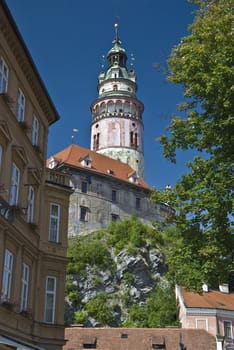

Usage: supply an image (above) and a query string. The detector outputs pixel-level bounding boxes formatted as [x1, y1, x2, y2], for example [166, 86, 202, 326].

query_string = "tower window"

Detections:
[113, 84, 118, 91]
[93, 135, 96, 150]
[134, 133, 138, 147]
[130, 131, 134, 146]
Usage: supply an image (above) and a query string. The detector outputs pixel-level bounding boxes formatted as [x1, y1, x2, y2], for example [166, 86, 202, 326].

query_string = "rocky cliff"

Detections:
[65, 219, 170, 327]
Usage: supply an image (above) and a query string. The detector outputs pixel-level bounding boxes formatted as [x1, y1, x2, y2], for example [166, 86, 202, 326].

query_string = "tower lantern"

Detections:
[90, 24, 144, 178]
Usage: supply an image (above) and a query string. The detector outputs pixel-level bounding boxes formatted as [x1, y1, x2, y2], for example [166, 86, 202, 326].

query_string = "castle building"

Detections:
[0, 1, 72, 349]
[48, 25, 172, 237]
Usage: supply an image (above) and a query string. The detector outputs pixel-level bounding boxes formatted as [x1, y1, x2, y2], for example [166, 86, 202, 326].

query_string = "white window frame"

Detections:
[223, 320, 233, 339]
[16, 88, 25, 122]
[32, 115, 39, 146]
[44, 276, 56, 323]
[0, 57, 9, 93]
[27, 186, 35, 223]
[1, 249, 13, 301]
[9, 163, 20, 206]
[20, 263, 29, 311]
[49, 203, 60, 242]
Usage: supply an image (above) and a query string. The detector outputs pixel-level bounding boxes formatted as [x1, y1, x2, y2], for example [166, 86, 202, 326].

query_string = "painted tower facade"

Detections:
[90, 24, 144, 178]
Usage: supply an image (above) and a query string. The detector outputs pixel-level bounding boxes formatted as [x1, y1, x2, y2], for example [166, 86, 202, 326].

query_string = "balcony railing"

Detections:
[46, 169, 71, 188]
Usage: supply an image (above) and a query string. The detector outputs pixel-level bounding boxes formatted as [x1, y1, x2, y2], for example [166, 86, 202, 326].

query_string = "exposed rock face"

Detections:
[66, 245, 166, 326]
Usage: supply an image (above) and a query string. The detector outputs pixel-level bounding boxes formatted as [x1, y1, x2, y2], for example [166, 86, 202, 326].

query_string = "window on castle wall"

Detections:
[136, 197, 141, 209]
[111, 214, 119, 221]
[80, 206, 88, 222]
[112, 190, 117, 202]
[81, 181, 88, 193]
[96, 183, 102, 194]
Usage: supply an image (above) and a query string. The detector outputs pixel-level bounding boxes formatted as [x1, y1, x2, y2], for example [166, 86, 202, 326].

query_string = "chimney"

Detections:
[219, 283, 229, 293]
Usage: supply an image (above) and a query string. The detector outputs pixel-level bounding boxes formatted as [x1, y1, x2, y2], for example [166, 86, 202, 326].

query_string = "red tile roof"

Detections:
[64, 327, 216, 350]
[180, 286, 234, 310]
[47, 144, 151, 190]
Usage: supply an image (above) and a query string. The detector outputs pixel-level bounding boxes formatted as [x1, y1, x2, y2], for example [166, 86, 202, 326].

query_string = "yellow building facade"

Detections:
[0, 1, 72, 349]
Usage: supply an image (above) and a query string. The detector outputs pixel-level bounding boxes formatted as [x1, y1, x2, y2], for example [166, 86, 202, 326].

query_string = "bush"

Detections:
[74, 310, 88, 324]
[84, 293, 115, 325]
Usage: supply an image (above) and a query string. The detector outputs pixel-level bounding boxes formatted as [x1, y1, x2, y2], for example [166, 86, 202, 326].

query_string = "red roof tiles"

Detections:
[64, 327, 216, 350]
[180, 286, 234, 310]
[48, 144, 151, 190]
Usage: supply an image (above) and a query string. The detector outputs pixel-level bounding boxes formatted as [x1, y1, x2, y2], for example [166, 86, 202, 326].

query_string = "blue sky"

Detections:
[6, 0, 197, 190]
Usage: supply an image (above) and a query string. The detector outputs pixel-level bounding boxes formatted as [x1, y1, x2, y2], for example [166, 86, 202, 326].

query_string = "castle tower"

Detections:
[90, 24, 144, 178]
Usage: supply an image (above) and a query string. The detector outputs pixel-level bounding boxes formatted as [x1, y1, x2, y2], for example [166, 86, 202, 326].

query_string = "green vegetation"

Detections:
[154, 0, 234, 290]
[107, 216, 164, 254]
[84, 292, 115, 326]
[122, 281, 179, 328]
[67, 233, 114, 275]
[74, 310, 88, 324]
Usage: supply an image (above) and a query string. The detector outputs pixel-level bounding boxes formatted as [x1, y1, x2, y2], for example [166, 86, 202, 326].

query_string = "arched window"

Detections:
[107, 101, 114, 113]
[124, 102, 130, 113]
[100, 102, 106, 114]
[116, 100, 122, 112]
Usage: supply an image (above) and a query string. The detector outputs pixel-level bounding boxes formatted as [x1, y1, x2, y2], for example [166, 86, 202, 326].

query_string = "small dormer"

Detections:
[48, 157, 58, 169]
[107, 169, 114, 175]
[80, 154, 92, 168]
[128, 171, 138, 184]
[151, 336, 166, 349]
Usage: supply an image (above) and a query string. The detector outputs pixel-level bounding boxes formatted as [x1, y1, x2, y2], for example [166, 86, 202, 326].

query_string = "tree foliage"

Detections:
[122, 281, 179, 328]
[155, 0, 234, 290]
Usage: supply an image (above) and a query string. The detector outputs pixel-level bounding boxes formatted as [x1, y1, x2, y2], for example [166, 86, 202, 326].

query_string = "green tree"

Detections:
[155, 0, 234, 290]
[122, 281, 179, 327]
